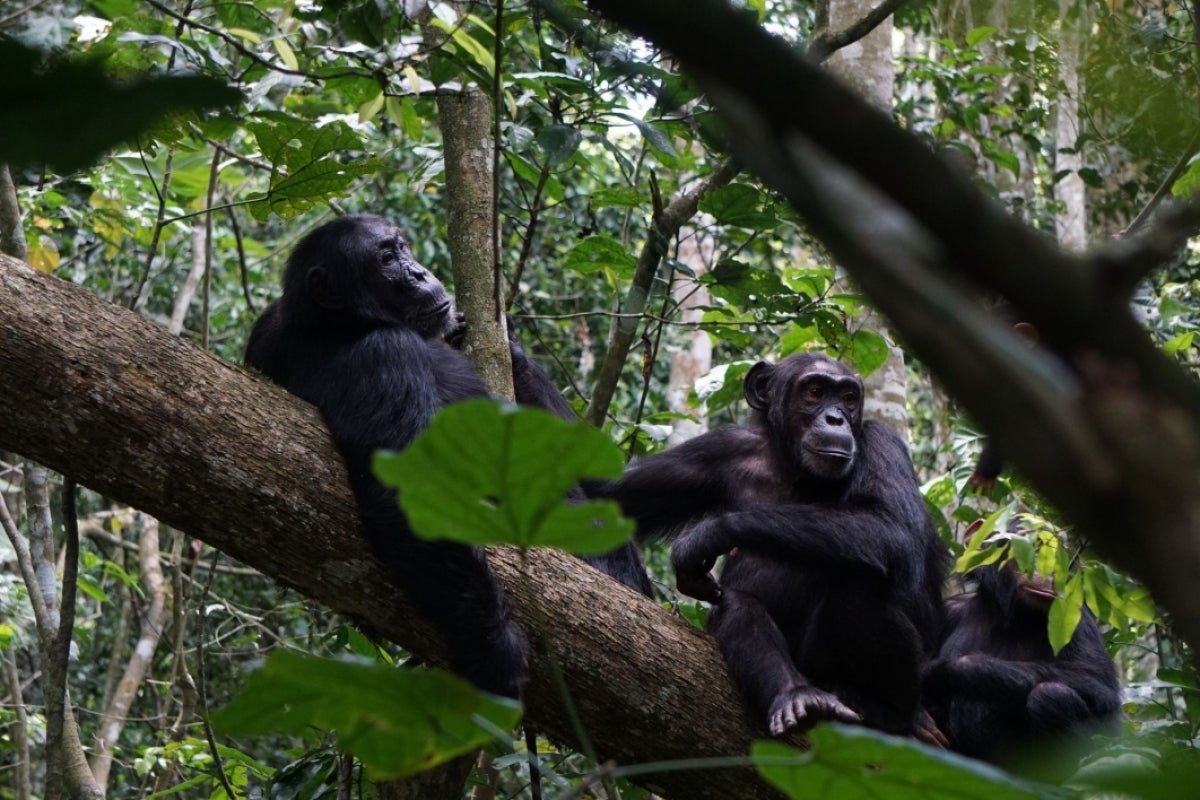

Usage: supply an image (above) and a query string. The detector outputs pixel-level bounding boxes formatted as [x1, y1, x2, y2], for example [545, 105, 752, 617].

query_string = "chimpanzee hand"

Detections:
[767, 685, 861, 736]
[444, 311, 467, 348]
[671, 520, 725, 602]
[913, 708, 949, 749]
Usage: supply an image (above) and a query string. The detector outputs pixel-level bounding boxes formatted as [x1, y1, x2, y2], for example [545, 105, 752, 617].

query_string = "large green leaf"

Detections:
[245, 118, 379, 220]
[212, 651, 521, 780]
[754, 727, 1057, 800]
[0, 40, 239, 172]
[564, 235, 638, 277]
[373, 400, 634, 554]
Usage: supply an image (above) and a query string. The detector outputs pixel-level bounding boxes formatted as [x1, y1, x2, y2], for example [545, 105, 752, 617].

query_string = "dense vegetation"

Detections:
[2, 0, 1199, 798]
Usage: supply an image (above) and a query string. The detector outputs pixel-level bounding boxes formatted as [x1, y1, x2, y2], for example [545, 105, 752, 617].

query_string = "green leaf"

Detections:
[1163, 331, 1195, 356]
[845, 330, 889, 377]
[700, 183, 780, 229]
[1047, 573, 1084, 655]
[212, 651, 520, 780]
[984, 149, 1021, 178]
[618, 115, 679, 162]
[754, 727, 1049, 799]
[564, 235, 638, 277]
[0, 40, 240, 172]
[373, 400, 634, 554]
[1170, 154, 1200, 199]
[966, 26, 998, 47]
[536, 124, 582, 167]
[694, 362, 754, 412]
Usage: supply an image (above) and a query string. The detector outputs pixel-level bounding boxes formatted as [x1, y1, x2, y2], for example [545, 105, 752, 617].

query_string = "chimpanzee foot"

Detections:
[768, 686, 861, 736]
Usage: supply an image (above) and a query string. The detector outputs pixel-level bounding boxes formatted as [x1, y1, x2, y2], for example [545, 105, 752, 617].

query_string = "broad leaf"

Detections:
[212, 651, 521, 780]
[564, 235, 638, 277]
[373, 400, 634, 554]
[754, 727, 1055, 800]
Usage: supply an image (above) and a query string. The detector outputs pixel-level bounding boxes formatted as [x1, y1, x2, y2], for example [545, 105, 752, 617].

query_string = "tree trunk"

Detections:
[439, 86, 515, 399]
[1054, 0, 1088, 252]
[0, 254, 779, 800]
[820, 0, 908, 433]
[667, 227, 714, 447]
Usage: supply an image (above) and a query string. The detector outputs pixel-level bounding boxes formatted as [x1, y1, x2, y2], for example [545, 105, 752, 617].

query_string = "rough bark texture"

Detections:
[0, 254, 778, 800]
[439, 87, 515, 400]
[1053, 0, 1088, 252]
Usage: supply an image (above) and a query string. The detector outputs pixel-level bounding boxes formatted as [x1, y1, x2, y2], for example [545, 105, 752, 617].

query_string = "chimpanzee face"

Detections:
[745, 354, 864, 481]
[357, 217, 453, 337]
[285, 214, 454, 338]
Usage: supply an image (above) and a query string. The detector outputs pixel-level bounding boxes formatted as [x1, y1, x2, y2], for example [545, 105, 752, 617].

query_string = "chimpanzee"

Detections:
[923, 558, 1122, 776]
[603, 354, 949, 743]
[244, 214, 650, 698]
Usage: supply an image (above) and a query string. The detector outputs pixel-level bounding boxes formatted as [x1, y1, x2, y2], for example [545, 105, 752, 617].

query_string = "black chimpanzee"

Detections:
[923, 558, 1122, 776]
[603, 353, 949, 744]
[245, 214, 650, 699]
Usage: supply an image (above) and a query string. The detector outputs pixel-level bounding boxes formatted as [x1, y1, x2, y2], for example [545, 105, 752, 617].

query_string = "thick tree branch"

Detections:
[0, 254, 778, 800]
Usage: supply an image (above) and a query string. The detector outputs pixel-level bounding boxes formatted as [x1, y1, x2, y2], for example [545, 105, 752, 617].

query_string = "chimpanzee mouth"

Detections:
[420, 301, 452, 321]
[1024, 583, 1056, 601]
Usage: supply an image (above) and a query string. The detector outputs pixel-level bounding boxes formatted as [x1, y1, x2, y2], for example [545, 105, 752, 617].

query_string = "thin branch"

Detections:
[807, 0, 910, 62]
[584, 158, 739, 426]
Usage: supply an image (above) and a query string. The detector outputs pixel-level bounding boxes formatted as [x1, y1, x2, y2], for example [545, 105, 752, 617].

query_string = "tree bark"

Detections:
[820, 0, 908, 433]
[438, 86, 514, 399]
[0, 254, 778, 800]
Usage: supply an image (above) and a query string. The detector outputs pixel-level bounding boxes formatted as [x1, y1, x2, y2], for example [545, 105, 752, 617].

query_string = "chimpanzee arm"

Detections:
[923, 654, 1047, 703]
[292, 331, 528, 698]
[671, 422, 928, 579]
[597, 426, 775, 538]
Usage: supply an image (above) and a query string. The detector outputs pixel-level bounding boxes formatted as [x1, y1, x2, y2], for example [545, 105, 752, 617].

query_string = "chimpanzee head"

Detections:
[280, 214, 454, 338]
[974, 559, 1057, 620]
[745, 353, 864, 481]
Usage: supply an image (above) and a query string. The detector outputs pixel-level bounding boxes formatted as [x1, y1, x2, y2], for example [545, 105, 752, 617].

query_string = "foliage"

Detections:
[753, 726, 1056, 800]
[374, 400, 633, 553]
[213, 650, 521, 781]
[1, 0, 1199, 796]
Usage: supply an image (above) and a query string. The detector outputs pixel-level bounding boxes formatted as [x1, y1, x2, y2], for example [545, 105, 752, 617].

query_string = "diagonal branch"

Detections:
[0, 254, 778, 800]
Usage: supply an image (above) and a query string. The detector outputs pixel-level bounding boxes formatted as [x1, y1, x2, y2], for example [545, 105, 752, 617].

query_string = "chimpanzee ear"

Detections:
[744, 361, 775, 411]
[307, 266, 344, 310]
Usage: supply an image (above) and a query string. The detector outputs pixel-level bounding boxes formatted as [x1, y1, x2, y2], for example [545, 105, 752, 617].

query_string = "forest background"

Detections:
[2, 0, 1200, 798]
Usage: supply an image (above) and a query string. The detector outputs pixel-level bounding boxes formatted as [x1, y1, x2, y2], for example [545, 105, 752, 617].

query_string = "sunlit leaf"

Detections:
[1047, 572, 1084, 655]
[966, 26, 998, 47]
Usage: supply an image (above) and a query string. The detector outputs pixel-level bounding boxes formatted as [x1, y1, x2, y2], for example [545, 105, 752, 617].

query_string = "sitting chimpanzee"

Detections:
[603, 354, 949, 744]
[923, 557, 1122, 776]
[245, 214, 650, 698]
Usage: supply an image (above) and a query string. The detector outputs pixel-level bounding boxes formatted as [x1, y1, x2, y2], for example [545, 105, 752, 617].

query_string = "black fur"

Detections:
[604, 353, 949, 741]
[924, 562, 1122, 775]
[245, 215, 649, 698]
